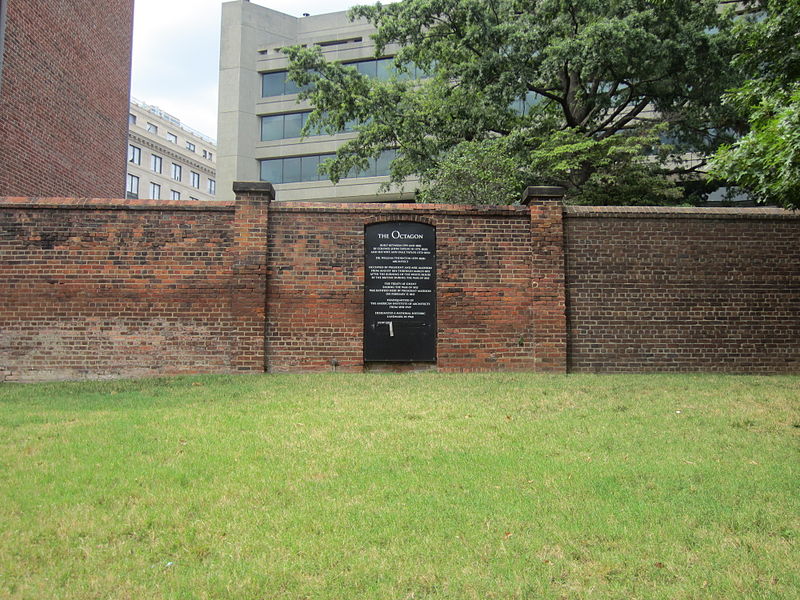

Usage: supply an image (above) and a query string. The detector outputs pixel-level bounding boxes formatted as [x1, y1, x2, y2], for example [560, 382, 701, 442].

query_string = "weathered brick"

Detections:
[565, 206, 800, 373]
[1, 195, 798, 381]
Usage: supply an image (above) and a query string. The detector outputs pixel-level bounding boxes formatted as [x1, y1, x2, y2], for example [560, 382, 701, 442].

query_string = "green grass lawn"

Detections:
[0, 373, 798, 599]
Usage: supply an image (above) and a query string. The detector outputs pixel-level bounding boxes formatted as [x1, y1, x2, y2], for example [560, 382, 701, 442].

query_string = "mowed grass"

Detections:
[0, 373, 798, 599]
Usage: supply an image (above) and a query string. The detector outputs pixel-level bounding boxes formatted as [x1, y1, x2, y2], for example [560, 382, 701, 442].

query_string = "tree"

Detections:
[416, 138, 526, 204]
[285, 0, 741, 205]
[708, 0, 800, 210]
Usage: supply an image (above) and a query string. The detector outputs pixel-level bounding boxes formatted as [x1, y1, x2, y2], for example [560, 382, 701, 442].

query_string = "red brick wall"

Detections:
[0, 197, 239, 381]
[266, 203, 540, 372]
[2, 193, 799, 381]
[564, 206, 800, 373]
[0, 0, 133, 197]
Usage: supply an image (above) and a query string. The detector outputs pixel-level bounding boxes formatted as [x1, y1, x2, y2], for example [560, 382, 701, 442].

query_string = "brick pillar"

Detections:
[231, 182, 273, 372]
[523, 186, 567, 372]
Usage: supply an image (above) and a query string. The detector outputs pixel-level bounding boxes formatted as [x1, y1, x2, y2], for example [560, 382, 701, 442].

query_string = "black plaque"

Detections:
[364, 222, 436, 362]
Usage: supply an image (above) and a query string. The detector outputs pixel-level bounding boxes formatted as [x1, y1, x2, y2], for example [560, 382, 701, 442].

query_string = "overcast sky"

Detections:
[130, 0, 372, 141]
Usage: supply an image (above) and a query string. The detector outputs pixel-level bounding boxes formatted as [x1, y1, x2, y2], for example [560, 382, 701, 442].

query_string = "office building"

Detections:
[217, 1, 413, 202]
[127, 99, 217, 201]
[0, 0, 133, 198]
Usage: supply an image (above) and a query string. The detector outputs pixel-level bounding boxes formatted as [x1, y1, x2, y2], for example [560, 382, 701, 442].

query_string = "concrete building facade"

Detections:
[127, 99, 217, 201]
[217, 0, 413, 202]
[0, 0, 133, 198]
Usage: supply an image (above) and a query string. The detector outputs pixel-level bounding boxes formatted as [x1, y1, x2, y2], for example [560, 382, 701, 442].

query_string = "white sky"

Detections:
[130, 0, 369, 141]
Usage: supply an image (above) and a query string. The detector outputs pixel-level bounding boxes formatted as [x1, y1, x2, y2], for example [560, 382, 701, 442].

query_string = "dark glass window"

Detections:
[259, 151, 397, 184]
[375, 149, 395, 176]
[345, 161, 362, 179]
[511, 91, 540, 115]
[261, 58, 419, 100]
[283, 112, 305, 138]
[128, 144, 141, 165]
[260, 159, 283, 184]
[262, 72, 285, 97]
[356, 60, 377, 78]
[126, 174, 139, 198]
[262, 71, 306, 97]
[301, 155, 320, 182]
[284, 76, 301, 96]
[261, 115, 284, 141]
[282, 157, 303, 183]
[261, 112, 313, 141]
[376, 58, 393, 81]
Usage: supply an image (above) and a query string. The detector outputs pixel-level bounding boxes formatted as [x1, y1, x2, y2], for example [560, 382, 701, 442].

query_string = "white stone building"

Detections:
[126, 99, 217, 201]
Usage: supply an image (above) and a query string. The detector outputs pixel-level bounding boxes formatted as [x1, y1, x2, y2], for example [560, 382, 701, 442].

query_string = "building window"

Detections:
[190, 171, 200, 188]
[186, 141, 196, 152]
[128, 144, 141, 165]
[150, 182, 161, 200]
[260, 112, 308, 141]
[189, 196, 199, 201]
[203, 150, 213, 161]
[258, 150, 397, 184]
[128, 113, 136, 125]
[126, 174, 139, 199]
[171, 163, 182, 181]
[260, 111, 353, 141]
[170, 190, 181, 200]
[167, 132, 178, 144]
[151, 154, 162, 174]
[146, 122, 158, 134]
[208, 179, 216, 195]
[260, 60, 418, 98]
[510, 91, 541, 116]
[261, 71, 304, 97]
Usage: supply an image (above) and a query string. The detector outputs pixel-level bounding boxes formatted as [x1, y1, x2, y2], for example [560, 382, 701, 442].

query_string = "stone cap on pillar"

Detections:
[233, 181, 275, 202]
[521, 186, 566, 205]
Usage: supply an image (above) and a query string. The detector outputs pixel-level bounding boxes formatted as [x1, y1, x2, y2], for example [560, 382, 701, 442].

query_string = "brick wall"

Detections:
[2, 192, 798, 381]
[0, 197, 241, 381]
[266, 203, 540, 372]
[0, 0, 133, 197]
[564, 206, 800, 373]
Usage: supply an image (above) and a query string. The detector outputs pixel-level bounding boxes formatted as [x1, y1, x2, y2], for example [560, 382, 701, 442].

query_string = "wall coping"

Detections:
[232, 181, 275, 199]
[565, 205, 800, 220]
[269, 201, 532, 216]
[4, 196, 796, 220]
[0, 197, 236, 212]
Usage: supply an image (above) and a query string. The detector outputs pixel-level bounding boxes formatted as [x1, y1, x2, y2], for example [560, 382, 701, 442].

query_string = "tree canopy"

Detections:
[285, 0, 743, 204]
[708, 0, 800, 210]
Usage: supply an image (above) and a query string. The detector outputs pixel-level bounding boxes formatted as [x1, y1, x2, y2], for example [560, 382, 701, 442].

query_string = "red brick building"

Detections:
[0, 0, 134, 197]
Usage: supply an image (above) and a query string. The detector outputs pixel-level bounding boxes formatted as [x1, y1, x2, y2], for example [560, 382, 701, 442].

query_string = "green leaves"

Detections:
[417, 138, 526, 205]
[709, 0, 800, 209]
[284, 0, 744, 205]
[711, 85, 800, 209]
